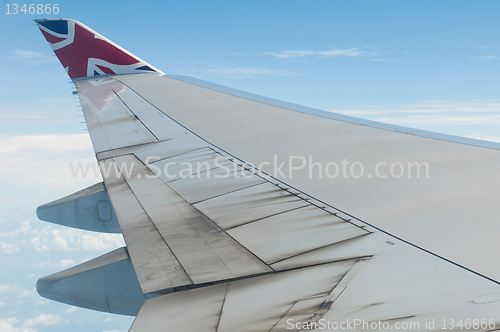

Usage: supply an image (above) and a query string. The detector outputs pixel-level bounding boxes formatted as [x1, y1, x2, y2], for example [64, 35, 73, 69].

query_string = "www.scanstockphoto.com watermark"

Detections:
[69, 155, 430, 180]
[286, 318, 497, 330]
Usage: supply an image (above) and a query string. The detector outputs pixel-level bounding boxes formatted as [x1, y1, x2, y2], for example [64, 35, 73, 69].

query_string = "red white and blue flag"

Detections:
[36, 19, 162, 80]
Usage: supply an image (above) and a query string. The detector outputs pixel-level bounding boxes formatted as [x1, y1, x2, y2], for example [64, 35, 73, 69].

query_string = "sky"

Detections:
[1, 1, 500, 331]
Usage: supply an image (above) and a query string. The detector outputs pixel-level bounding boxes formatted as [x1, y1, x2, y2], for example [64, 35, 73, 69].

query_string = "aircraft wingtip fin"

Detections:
[36, 18, 163, 80]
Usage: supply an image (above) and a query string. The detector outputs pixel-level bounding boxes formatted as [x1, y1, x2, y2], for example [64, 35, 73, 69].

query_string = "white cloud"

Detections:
[49, 229, 76, 252]
[330, 100, 500, 116]
[34, 298, 48, 306]
[59, 259, 75, 268]
[77, 233, 127, 251]
[330, 99, 500, 144]
[0, 134, 100, 188]
[0, 221, 124, 254]
[371, 58, 399, 62]
[16, 288, 36, 298]
[1, 227, 35, 254]
[34, 261, 50, 269]
[468, 55, 500, 60]
[261, 48, 366, 59]
[30, 237, 49, 252]
[22, 314, 61, 328]
[465, 134, 500, 143]
[0, 97, 77, 128]
[0, 241, 20, 254]
[0, 222, 31, 238]
[375, 114, 500, 126]
[0, 285, 35, 298]
[29, 226, 124, 252]
[65, 306, 78, 313]
[0, 134, 93, 163]
[0, 318, 36, 332]
[206, 67, 296, 77]
[7, 49, 57, 64]
[0, 134, 91, 157]
[0, 284, 16, 293]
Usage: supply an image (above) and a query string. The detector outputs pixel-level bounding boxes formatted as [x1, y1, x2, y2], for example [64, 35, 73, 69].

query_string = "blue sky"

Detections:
[1, 1, 500, 331]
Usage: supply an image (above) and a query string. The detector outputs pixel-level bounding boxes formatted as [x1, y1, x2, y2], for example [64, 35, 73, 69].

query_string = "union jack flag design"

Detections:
[36, 19, 162, 80]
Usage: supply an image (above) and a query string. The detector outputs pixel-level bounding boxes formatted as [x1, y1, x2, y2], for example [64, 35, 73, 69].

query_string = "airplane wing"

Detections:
[34, 19, 500, 331]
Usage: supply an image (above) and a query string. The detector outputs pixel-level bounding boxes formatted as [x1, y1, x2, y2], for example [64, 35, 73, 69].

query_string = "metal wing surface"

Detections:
[34, 19, 500, 331]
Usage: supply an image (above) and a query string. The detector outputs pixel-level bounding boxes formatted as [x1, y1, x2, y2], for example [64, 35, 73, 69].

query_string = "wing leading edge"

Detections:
[34, 19, 500, 332]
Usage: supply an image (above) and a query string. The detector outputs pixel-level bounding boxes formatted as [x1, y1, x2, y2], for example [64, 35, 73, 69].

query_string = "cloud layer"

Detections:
[0, 134, 100, 189]
[0, 314, 62, 332]
[205, 67, 296, 77]
[7, 49, 57, 64]
[330, 100, 500, 142]
[261, 48, 366, 59]
[1, 221, 125, 255]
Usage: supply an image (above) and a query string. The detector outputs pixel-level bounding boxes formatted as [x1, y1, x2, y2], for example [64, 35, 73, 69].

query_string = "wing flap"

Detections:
[103, 159, 193, 294]
[227, 205, 368, 264]
[167, 166, 266, 204]
[105, 154, 271, 293]
[129, 259, 362, 332]
[129, 283, 228, 332]
[193, 182, 310, 230]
